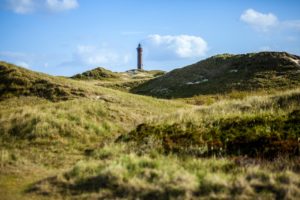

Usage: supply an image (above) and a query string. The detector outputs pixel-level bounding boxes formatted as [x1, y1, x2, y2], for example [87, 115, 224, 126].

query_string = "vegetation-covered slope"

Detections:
[0, 62, 165, 101]
[72, 67, 165, 81]
[25, 88, 300, 200]
[0, 61, 94, 101]
[71, 67, 165, 92]
[120, 89, 300, 158]
[0, 62, 187, 146]
[71, 67, 120, 80]
[0, 62, 188, 199]
[132, 52, 300, 98]
[0, 60, 299, 200]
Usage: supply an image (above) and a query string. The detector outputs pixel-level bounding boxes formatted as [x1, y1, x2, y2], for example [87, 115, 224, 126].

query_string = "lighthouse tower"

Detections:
[137, 43, 143, 70]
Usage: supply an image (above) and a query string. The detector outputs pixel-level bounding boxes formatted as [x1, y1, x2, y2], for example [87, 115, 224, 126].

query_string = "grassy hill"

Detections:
[0, 61, 165, 100]
[0, 62, 186, 143]
[71, 67, 165, 92]
[72, 67, 165, 81]
[71, 67, 121, 80]
[0, 61, 93, 101]
[132, 52, 300, 98]
[0, 61, 299, 199]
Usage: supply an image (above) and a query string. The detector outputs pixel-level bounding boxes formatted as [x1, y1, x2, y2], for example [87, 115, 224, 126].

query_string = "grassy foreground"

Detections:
[29, 145, 300, 200]
[0, 62, 300, 199]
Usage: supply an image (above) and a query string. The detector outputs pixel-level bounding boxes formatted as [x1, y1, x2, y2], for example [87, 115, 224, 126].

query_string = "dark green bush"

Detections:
[119, 110, 300, 158]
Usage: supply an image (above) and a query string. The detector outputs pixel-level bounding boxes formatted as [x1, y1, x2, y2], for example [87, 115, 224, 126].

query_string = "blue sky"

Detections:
[0, 0, 300, 76]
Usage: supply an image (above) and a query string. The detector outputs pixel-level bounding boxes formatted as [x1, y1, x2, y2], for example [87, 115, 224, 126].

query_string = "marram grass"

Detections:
[0, 61, 300, 199]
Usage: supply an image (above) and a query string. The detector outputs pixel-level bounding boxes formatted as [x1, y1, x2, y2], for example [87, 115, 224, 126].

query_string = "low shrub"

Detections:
[119, 110, 300, 158]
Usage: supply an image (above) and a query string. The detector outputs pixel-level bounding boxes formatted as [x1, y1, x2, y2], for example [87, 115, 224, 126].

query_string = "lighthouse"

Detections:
[137, 43, 143, 70]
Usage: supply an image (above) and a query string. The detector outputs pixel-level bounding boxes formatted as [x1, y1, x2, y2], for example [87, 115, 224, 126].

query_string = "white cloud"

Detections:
[46, 0, 78, 12]
[71, 45, 130, 67]
[145, 34, 208, 60]
[6, 0, 35, 14]
[240, 9, 300, 33]
[5, 0, 79, 14]
[240, 9, 278, 32]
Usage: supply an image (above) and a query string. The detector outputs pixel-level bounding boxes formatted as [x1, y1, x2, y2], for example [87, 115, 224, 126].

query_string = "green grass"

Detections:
[71, 67, 165, 81]
[96, 79, 151, 92]
[71, 67, 121, 80]
[27, 145, 300, 200]
[0, 92, 188, 150]
[119, 88, 300, 158]
[0, 63, 188, 167]
[0, 61, 93, 101]
[132, 51, 300, 98]
[121, 110, 299, 157]
[0, 61, 300, 199]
